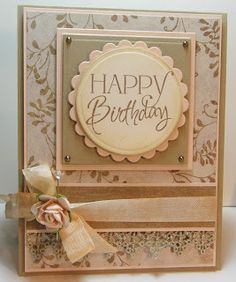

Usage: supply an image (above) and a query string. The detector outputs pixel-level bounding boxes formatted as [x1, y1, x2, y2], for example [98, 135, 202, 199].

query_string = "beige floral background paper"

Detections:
[24, 7, 222, 271]
[25, 9, 221, 184]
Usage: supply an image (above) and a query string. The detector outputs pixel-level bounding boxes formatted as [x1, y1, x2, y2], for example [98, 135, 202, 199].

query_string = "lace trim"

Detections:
[26, 230, 214, 264]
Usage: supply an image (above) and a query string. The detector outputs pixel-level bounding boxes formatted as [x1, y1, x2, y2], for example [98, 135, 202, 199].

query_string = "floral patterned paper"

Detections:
[24, 7, 222, 272]
[25, 9, 221, 184]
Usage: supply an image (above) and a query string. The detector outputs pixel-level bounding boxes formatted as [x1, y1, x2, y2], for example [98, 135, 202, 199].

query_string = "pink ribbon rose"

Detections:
[31, 194, 71, 230]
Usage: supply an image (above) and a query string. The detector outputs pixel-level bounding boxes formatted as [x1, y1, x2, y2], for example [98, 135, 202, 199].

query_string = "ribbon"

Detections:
[0, 165, 117, 263]
[0, 165, 216, 263]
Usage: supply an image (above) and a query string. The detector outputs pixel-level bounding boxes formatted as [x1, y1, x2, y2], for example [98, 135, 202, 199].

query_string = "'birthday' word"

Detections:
[86, 94, 171, 135]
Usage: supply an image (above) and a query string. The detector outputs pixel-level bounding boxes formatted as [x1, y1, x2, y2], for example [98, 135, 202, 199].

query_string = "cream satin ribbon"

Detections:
[0, 165, 117, 263]
[0, 165, 216, 263]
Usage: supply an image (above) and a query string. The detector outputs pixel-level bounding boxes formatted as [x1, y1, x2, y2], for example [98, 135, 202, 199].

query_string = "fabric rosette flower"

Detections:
[31, 194, 71, 230]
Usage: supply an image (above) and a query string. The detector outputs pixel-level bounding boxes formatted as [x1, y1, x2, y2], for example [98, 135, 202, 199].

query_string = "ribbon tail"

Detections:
[22, 164, 57, 196]
[59, 214, 117, 263]
[0, 192, 37, 220]
[59, 216, 95, 263]
[82, 219, 117, 254]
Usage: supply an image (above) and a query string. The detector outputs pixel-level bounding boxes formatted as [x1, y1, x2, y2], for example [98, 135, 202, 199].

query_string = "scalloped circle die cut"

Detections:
[69, 40, 188, 162]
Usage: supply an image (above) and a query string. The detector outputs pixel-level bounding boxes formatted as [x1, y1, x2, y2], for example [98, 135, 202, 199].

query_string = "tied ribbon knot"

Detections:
[0, 165, 117, 263]
[0, 165, 214, 264]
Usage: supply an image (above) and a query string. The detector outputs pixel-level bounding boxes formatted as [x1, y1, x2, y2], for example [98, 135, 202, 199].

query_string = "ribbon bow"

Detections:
[0, 165, 117, 263]
[1, 165, 216, 263]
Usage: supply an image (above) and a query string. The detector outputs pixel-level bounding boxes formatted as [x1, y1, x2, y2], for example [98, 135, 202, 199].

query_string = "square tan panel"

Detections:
[56, 29, 195, 171]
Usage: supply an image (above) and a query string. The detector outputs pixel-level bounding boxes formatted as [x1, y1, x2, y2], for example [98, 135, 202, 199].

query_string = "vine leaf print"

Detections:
[26, 12, 43, 32]
[28, 97, 56, 162]
[89, 170, 121, 183]
[56, 14, 74, 28]
[56, 13, 105, 29]
[169, 99, 217, 183]
[196, 19, 220, 77]
[110, 14, 138, 23]
[159, 16, 187, 32]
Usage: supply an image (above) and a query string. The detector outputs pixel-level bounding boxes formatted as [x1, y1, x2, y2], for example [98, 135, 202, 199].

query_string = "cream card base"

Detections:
[19, 6, 226, 275]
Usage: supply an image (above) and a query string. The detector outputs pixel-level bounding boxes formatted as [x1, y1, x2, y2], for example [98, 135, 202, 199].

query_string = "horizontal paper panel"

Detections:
[25, 230, 215, 272]
[58, 185, 216, 202]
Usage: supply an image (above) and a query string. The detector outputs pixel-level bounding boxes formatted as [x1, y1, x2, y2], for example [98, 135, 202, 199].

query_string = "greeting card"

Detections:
[1, 6, 226, 275]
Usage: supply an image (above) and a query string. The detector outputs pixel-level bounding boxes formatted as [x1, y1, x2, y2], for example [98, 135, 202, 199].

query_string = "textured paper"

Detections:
[24, 10, 221, 184]
[59, 31, 194, 169]
[69, 39, 188, 162]
[21, 7, 225, 274]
